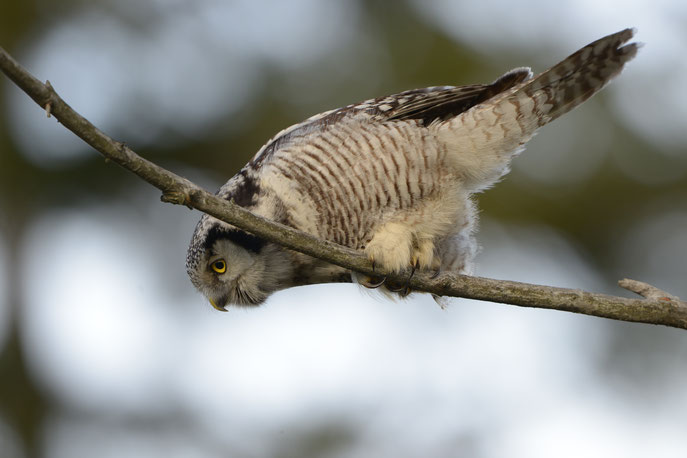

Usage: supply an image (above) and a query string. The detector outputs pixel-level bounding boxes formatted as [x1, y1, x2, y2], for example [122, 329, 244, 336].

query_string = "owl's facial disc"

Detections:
[188, 221, 296, 309]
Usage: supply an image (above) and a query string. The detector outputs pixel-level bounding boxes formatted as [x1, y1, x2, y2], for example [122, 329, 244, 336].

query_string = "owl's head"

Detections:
[186, 216, 294, 309]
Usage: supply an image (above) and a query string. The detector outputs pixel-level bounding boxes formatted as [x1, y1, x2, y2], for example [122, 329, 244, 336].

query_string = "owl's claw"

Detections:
[409, 258, 419, 278]
[430, 267, 441, 279]
[387, 259, 418, 297]
[360, 275, 386, 289]
[359, 255, 389, 288]
[403, 259, 419, 296]
[387, 283, 411, 297]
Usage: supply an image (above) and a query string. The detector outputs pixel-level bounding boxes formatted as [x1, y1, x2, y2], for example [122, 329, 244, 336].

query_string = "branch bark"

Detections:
[2, 46, 686, 330]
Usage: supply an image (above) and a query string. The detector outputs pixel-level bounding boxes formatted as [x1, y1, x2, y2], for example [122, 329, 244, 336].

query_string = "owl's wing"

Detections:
[248, 68, 532, 169]
[383, 68, 532, 125]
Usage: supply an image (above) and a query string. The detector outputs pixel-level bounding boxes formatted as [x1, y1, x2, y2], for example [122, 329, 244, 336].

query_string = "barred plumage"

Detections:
[186, 29, 638, 309]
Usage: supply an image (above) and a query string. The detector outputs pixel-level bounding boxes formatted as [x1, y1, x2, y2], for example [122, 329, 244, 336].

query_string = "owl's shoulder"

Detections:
[216, 168, 260, 207]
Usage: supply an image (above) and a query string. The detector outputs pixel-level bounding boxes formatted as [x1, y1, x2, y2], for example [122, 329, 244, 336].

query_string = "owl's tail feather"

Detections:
[516, 27, 638, 126]
[436, 28, 638, 192]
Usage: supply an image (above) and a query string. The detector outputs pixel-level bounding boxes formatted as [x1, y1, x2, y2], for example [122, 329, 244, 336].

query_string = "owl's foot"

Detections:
[364, 225, 413, 274]
[387, 258, 418, 297]
[411, 239, 436, 273]
[364, 225, 437, 272]
[364, 225, 442, 297]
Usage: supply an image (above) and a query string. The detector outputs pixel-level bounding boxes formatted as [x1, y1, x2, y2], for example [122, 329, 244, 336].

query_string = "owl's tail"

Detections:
[436, 28, 639, 192]
[517, 28, 638, 125]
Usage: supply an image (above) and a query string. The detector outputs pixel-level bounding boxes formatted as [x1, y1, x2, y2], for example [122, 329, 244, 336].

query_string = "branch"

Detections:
[2, 46, 686, 330]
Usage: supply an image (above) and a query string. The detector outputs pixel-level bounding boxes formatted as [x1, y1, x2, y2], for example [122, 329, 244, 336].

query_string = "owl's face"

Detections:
[186, 219, 295, 309]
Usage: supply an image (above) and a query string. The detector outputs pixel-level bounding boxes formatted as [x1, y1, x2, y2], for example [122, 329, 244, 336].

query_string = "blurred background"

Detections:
[1, 1, 686, 457]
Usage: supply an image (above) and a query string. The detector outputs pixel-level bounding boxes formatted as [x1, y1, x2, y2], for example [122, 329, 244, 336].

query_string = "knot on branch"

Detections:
[44, 80, 56, 118]
[161, 190, 192, 209]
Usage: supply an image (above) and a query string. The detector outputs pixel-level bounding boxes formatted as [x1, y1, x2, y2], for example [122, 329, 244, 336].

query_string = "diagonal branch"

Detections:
[2, 46, 686, 330]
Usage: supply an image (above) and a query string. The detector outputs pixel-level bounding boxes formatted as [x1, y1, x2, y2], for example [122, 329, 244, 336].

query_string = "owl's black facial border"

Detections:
[203, 225, 266, 254]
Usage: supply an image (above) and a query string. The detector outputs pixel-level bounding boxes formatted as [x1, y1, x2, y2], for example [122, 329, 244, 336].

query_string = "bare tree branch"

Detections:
[2, 46, 686, 330]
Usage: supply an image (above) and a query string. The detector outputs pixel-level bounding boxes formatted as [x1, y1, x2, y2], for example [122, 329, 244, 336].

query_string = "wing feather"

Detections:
[249, 68, 532, 168]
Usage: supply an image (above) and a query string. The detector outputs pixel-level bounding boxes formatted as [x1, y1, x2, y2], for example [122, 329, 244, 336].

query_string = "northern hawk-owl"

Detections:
[187, 29, 638, 310]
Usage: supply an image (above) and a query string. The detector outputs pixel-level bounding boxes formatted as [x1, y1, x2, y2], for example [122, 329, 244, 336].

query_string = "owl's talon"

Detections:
[387, 262, 417, 297]
[403, 259, 418, 289]
[387, 283, 412, 297]
[361, 275, 386, 289]
[387, 283, 404, 293]
[430, 268, 441, 279]
[410, 257, 419, 275]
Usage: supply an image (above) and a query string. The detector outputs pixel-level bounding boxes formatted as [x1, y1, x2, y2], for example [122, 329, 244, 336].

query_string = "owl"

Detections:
[186, 29, 637, 310]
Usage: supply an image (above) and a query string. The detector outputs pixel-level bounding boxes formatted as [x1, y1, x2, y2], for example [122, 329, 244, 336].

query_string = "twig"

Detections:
[1, 45, 686, 330]
[618, 278, 681, 302]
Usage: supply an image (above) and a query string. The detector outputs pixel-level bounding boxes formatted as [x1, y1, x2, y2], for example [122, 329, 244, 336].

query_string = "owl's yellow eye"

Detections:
[211, 259, 226, 274]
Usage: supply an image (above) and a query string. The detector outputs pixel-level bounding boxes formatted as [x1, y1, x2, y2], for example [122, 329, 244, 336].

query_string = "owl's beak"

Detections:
[209, 297, 228, 312]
